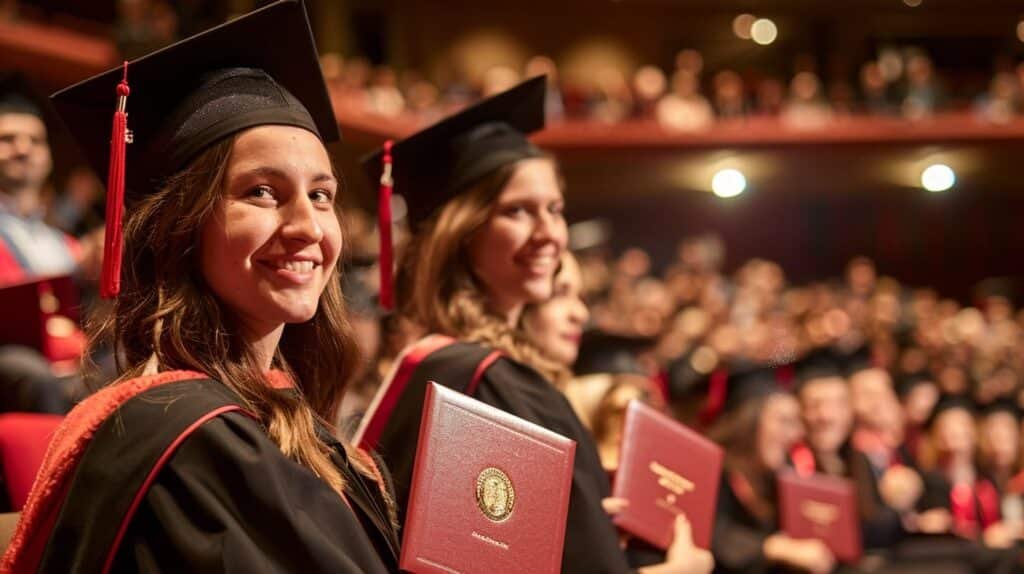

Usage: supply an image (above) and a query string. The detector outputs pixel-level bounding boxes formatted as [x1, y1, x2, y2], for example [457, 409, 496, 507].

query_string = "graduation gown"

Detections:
[3, 371, 398, 573]
[712, 472, 780, 574]
[357, 336, 633, 574]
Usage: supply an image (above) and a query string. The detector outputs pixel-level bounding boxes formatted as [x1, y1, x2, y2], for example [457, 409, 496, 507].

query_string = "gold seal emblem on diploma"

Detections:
[476, 467, 515, 522]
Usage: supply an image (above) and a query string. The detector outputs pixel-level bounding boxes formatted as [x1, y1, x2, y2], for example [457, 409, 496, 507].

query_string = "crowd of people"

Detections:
[3, 1, 1024, 573]
[325, 48, 1024, 131]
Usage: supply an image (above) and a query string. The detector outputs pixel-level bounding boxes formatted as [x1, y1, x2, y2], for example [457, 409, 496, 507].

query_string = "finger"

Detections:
[672, 513, 694, 545]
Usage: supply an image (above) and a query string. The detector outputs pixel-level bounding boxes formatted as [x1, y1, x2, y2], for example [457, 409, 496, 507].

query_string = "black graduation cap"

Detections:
[361, 75, 547, 230]
[50, 0, 338, 200]
[839, 344, 874, 378]
[723, 365, 784, 414]
[926, 394, 976, 429]
[573, 331, 655, 377]
[0, 73, 45, 118]
[793, 348, 845, 393]
[48, 0, 337, 298]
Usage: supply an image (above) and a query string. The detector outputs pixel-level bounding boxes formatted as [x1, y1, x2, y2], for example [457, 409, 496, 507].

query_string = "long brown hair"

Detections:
[396, 158, 568, 384]
[707, 393, 780, 522]
[89, 134, 366, 495]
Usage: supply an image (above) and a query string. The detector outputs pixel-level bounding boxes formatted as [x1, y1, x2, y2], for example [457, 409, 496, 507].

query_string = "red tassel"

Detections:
[698, 368, 729, 428]
[100, 62, 130, 299]
[377, 140, 395, 311]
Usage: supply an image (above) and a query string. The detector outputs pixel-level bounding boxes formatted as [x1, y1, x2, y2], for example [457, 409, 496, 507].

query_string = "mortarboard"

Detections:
[793, 348, 846, 394]
[0, 73, 46, 119]
[49, 0, 337, 298]
[573, 331, 656, 377]
[361, 76, 548, 309]
[722, 365, 786, 415]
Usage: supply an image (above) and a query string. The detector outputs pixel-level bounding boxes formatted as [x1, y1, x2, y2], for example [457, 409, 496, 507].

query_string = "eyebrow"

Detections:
[233, 166, 338, 185]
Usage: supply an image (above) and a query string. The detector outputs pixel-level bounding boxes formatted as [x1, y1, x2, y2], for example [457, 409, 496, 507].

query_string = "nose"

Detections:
[532, 209, 566, 248]
[280, 193, 324, 244]
[12, 135, 33, 157]
[571, 297, 590, 325]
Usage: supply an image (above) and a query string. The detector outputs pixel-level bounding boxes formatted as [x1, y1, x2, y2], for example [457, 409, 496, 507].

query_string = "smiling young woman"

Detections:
[0, 3, 399, 572]
[356, 78, 711, 574]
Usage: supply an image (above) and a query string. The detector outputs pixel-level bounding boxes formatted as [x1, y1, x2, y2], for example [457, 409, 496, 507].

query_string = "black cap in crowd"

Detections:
[574, 330, 656, 377]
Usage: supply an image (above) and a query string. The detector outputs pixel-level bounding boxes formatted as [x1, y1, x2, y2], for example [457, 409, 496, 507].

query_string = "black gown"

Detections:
[359, 338, 633, 574]
[36, 377, 399, 573]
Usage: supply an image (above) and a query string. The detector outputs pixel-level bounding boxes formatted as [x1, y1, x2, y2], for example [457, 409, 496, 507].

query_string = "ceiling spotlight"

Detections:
[921, 164, 955, 192]
[1017, 20, 1024, 43]
[903, 0, 922, 6]
[750, 19, 778, 46]
[712, 169, 746, 198]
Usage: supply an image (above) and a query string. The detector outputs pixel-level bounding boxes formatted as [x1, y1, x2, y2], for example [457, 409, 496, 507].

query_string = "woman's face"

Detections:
[200, 125, 341, 334]
[522, 253, 589, 366]
[933, 408, 977, 458]
[980, 412, 1019, 470]
[467, 158, 567, 318]
[757, 393, 804, 471]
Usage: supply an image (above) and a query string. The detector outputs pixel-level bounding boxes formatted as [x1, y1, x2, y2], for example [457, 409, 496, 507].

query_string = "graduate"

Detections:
[1, 1, 399, 571]
[355, 78, 709, 573]
[707, 368, 837, 574]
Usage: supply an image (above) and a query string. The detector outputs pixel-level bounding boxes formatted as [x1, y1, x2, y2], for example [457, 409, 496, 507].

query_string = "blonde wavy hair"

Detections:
[396, 158, 569, 385]
[89, 134, 381, 500]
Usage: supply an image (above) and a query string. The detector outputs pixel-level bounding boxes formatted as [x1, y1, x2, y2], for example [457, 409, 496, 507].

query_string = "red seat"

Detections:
[0, 413, 62, 510]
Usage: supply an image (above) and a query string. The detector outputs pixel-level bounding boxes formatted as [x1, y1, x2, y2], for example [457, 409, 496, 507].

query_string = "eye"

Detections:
[502, 204, 528, 217]
[548, 201, 565, 216]
[310, 189, 335, 204]
[247, 185, 276, 201]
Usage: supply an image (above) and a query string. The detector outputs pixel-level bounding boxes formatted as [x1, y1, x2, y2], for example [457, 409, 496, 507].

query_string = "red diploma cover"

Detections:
[777, 471, 862, 563]
[400, 382, 577, 574]
[0, 275, 82, 364]
[611, 400, 723, 550]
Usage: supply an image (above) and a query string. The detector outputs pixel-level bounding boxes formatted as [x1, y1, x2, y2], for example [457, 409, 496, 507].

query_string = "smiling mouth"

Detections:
[258, 259, 321, 285]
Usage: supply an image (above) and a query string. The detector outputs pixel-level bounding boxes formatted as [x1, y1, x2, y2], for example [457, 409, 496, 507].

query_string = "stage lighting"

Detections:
[732, 14, 755, 40]
[712, 169, 746, 198]
[921, 164, 955, 192]
[751, 19, 778, 45]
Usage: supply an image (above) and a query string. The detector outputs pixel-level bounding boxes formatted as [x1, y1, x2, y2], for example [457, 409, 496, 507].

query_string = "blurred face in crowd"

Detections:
[850, 368, 903, 436]
[932, 407, 976, 460]
[200, 126, 341, 335]
[799, 377, 854, 455]
[979, 412, 1019, 472]
[758, 393, 804, 471]
[468, 158, 567, 320]
[0, 112, 51, 199]
[902, 382, 940, 426]
[522, 252, 589, 366]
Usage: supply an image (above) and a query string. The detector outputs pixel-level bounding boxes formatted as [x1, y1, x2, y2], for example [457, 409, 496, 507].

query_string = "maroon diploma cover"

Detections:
[777, 471, 862, 563]
[399, 383, 577, 574]
[612, 400, 723, 550]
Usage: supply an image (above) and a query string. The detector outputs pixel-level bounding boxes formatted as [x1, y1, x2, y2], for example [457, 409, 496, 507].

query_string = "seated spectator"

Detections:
[709, 370, 836, 574]
[632, 65, 667, 119]
[781, 72, 833, 129]
[656, 70, 713, 132]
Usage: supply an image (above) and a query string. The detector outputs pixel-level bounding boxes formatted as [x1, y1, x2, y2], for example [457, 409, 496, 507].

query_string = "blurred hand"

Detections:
[76, 226, 105, 281]
[639, 514, 714, 574]
[879, 465, 923, 512]
[602, 497, 630, 516]
[982, 521, 1015, 549]
[764, 534, 835, 574]
[914, 508, 953, 534]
